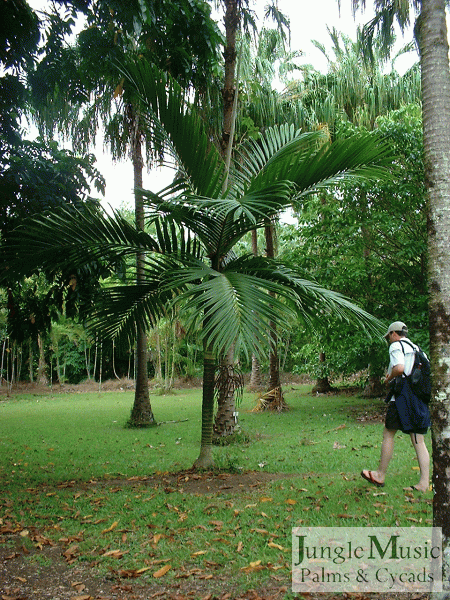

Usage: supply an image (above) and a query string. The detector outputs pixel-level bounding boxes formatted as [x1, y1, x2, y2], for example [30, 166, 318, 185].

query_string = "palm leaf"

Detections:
[119, 57, 227, 199]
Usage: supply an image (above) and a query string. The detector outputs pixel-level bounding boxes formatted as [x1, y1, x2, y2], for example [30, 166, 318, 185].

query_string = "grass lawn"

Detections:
[0, 384, 433, 598]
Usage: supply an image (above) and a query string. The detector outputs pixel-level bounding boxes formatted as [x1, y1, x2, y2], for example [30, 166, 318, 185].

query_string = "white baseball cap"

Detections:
[384, 321, 408, 339]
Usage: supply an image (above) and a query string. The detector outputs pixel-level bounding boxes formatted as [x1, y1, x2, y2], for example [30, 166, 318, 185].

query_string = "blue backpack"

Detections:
[399, 340, 432, 404]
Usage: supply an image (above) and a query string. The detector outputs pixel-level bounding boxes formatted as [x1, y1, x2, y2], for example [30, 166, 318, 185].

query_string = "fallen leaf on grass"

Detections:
[153, 564, 171, 578]
[240, 560, 266, 573]
[268, 541, 285, 551]
[236, 541, 243, 552]
[102, 521, 119, 534]
[102, 549, 125, 558]
[191, 550, 207, 556]
[285, 498, 296, 505]
[152, 533, 164, 544]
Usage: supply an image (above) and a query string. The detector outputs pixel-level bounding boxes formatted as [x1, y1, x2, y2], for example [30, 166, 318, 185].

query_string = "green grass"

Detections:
[0, 385, 432, 597]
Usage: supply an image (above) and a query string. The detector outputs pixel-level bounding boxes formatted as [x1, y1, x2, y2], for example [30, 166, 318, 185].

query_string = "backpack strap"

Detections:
[398, 339, 416, 352]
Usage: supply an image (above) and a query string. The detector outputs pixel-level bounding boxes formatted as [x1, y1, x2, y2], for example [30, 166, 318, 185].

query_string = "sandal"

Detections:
[361, 470, 385, 488]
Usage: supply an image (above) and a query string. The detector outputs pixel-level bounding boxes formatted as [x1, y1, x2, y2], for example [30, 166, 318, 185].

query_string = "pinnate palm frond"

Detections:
[5, 205, 161, 278]
[140, 181, 295, 259]
[223, 255, 386, 335]
[234, 125, 320, 189]
[86, 282, 169, 342]
[119, 57, 227, 199]
[155, 254, 384, 359]
[247, 130, 394, 198]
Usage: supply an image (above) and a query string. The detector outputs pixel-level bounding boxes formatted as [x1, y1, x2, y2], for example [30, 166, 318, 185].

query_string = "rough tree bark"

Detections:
[416, 0, 450, 594]
[128, 108, 156, 427]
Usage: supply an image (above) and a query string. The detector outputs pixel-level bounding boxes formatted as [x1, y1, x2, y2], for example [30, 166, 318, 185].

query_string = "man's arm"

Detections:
[385, 363, 404, 384]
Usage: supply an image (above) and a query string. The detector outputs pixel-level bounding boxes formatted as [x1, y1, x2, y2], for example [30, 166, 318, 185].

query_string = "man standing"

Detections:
[361, 321, 431, 492]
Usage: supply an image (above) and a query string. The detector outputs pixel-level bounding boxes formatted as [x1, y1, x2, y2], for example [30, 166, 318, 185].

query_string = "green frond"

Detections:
[87, 283, 169, 342]
[119, 57, 227, 199]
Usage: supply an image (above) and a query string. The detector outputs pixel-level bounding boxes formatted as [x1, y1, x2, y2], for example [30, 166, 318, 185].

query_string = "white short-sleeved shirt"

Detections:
[388, 337, 417, 377]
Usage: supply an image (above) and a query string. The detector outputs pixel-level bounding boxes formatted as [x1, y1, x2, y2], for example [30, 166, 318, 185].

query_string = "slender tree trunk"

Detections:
[249, 229, 263, 390]
[265, 223, 281, 392]
[194, 344, 216, 469]
[221, 0, 239, 156]
[112, 340, 120, 379]
[84, 340, 91, 381]
[416, 0, 450, 594]
[37, 333, 48, 385]
[1, 338, 6, 385]
[128, 109, 156, 426]
[155, 328, 162, 380]
[93, 338, 98, 382]
[29, 338, 33, 383]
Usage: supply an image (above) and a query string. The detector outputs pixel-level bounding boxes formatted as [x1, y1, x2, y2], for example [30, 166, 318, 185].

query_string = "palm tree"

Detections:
[7, 59, 393, 469]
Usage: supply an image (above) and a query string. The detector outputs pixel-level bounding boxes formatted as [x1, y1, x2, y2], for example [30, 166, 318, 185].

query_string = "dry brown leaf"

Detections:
[191, 550, 207, 556]
[102, 521, 119, 534]
[285, 498, 296, 505]
[102, 549, 124, 558]
[268, 541, 284, 550]
[153, 564, 171, 578]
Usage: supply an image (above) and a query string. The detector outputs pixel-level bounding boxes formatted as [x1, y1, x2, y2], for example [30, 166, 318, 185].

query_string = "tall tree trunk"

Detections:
[221, 0, 239, 156]
[416, 0, 450, 594]
[194, 344, 216, 469]
[249, 229, 263, 390]
[28, 338, 34, 383]
[265, 223, 281, 392]
[128, 109, 156, 427]
[213, 0, 241, 437]
[37, 333, 48, 385]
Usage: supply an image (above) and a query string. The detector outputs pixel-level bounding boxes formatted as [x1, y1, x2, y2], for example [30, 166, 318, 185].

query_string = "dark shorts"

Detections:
[385, 401, 428, 435]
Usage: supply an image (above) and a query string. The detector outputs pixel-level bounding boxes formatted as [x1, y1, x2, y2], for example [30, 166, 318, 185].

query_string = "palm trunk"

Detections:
[128, 108, 156, 427]
[213, 346, 237, 439]
[416, 0, 450, 592]
[249, 229, 263, 390]
[221, 0, 239, 156]
[265, 223, 282, 392]
[214, 0, 241, 434]
[194, 344, 216, 469]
